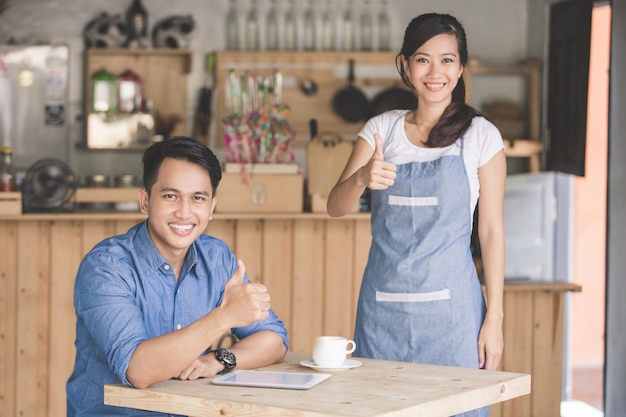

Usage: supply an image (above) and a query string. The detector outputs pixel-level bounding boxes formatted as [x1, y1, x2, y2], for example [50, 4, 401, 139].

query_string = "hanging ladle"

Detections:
[300, 78, 318, 96]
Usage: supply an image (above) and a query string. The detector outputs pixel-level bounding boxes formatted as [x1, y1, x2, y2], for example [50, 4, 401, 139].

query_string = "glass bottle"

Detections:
[284, 0, 298, 51]
[342, 0, 355, 51]
[91, 68, 118, 113]
[266, 0, 280, 50]
[124, 0, 149, 48]
[321, 0, 335, 50]
[226, 0, 240, 50]
[378, 0, 391, 51]
[303, 0, 317, 51]
[0, 147, 17, 192]
[245, 0, 260, 50]
[360, 0, 373, 51]
[118, 70, 143, 113]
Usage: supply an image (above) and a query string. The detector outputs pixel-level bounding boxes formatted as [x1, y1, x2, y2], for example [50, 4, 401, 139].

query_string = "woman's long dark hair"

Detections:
[396, 13, 480, 148]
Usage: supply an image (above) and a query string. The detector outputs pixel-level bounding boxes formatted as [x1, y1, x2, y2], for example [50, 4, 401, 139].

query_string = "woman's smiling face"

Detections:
[139, 157, 217, 264]
[404, 33, 464, 107]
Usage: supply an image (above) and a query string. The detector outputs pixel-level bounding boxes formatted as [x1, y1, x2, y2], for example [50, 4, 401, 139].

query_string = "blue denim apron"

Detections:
[354, 116, 488, 417]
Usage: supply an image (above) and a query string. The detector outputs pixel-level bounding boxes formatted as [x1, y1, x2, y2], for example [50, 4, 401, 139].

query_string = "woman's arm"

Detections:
[476, 149, 507, 370]
[327, 134, 396, 217]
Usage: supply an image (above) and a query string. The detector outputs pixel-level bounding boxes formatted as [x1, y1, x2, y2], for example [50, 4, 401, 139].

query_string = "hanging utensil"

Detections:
[332, 59, 370, 123]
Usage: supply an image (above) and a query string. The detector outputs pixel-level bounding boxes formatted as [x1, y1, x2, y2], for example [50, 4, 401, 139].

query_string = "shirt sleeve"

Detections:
[357, 110, 405, 150]
[475, 117, 505, 167]
[74, 246, 149, 387]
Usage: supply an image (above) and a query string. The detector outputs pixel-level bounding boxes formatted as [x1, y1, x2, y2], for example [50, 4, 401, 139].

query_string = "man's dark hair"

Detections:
[142, 136, 222, 195]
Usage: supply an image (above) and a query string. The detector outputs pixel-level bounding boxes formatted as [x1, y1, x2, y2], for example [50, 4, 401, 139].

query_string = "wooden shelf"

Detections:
[465, 57, 543, 171]
[214, 50, 400, 144]
[84, 48, 193, 149]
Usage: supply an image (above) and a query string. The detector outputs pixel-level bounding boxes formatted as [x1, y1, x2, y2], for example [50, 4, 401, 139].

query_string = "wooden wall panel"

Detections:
[290, 220, 325, 353]
[0, 221, 18, 417]
[262, 220, 294, 332]
[0, 216, 574, 417]
[48, 221, 82, 417]
[498, 291, 534, 417]
[15, 221, 50, 417]
[351, 219, 371, 332]
[234, 219, 263, 284]
[207, 219, 236, 250]
[323, 220, 356, 338]
[531, 291, 565, 417]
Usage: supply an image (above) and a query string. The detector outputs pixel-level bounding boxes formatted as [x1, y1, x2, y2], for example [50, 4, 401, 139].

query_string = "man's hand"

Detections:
[358, 133, 396, 190]
[176, 353, 222, 380]
[219, 259, 271, 328]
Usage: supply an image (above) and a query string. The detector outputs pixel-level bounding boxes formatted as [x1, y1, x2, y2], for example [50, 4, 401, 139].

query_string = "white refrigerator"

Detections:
[0, 43, 70, 174]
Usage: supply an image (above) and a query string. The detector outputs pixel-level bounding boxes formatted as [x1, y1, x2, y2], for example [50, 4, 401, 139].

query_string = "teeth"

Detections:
[426, 83, 444, 89]
[170, 224, 193, 231]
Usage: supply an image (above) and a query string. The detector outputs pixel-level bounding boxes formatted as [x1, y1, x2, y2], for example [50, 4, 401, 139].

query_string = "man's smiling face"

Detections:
[139, 157, 217, 265]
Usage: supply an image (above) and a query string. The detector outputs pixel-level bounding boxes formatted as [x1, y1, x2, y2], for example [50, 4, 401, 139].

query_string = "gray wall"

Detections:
[0, 0, 531, 178]
[606, 0, 626, 414]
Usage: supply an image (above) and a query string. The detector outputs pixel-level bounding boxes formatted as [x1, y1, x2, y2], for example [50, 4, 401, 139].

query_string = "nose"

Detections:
[427, 61, 442, 76]
[175, 198, 192, 217]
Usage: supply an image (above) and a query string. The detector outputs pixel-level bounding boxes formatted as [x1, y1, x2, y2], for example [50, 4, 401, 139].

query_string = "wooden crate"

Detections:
[0, 192, 21, 214]
[216, 173, 303, 213]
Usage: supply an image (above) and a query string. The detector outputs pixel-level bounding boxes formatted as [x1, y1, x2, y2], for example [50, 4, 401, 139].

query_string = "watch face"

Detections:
[217, 348, 236, 368]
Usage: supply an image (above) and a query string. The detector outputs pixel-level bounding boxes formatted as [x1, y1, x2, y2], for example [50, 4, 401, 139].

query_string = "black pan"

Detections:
[371, 86, 417, 117]
[332, 59, 370, 123]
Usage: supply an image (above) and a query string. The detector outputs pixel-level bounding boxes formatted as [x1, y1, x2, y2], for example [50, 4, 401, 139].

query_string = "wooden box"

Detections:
[0, 192, 22, 214]
[216, 173, 303, 213]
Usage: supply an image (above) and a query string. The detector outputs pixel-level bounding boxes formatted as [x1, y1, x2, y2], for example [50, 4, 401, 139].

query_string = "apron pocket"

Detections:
[375, 289, 451, 302]
[388, 195, 438, 207]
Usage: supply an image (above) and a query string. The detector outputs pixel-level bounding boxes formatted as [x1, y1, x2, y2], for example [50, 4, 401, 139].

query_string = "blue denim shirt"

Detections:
[66, 221, 288, 416]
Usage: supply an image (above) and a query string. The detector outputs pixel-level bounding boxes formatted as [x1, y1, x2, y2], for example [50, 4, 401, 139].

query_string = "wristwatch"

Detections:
[214, 348, 237, 374]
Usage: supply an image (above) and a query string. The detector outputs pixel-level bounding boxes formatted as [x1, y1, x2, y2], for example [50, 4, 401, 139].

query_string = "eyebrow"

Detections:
[159, 187, 211, 197]
[415, 51, 458, 57]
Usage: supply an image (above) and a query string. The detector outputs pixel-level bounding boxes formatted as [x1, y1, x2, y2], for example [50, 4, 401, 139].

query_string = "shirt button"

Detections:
[164, 265, 170, 270]
[176, 324, 182, 330]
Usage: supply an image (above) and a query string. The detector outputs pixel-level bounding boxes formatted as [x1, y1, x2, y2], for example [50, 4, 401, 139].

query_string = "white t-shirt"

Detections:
[358, 109, 504, 220]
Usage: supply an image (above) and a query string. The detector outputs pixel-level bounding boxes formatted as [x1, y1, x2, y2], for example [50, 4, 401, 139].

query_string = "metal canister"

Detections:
[114, 174, 140, 211]
[83, 174, 113, 211]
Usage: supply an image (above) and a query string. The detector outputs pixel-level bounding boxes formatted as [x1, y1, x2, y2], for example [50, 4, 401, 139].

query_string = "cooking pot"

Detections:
[370, 85, 417, 117]
[332, 59, 370, 123]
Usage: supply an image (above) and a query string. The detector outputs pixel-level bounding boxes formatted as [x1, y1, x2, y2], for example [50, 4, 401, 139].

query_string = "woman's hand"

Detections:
[357, 133, 396, 190]
[477, 313, 504, 370]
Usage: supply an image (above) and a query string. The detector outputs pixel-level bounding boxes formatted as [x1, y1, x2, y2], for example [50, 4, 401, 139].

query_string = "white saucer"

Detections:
[300, 359, 362, 372]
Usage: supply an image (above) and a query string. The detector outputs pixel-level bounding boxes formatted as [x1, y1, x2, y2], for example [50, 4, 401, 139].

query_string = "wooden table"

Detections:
[104, 352, 530, 417]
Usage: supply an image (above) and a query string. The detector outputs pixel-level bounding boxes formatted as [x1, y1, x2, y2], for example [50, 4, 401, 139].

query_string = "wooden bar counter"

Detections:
[0, 212, 580, 417]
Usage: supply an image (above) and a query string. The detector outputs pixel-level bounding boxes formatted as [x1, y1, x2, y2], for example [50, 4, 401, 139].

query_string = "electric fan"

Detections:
[22, 158, 77, 213]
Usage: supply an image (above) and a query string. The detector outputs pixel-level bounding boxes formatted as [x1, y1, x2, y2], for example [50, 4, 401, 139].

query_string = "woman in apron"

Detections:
[327, 13, 506, 417]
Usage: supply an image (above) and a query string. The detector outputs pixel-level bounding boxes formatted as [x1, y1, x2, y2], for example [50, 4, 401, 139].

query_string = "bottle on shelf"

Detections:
[0, 147, 17, 192]
[124, 0, 149, 48]
[360, 0, 373, 51]
[303, 0, 317, 51]
[225, 0, 241, 50]
[266, 0, 280, 50]
[321, 0, 335, 51]
[378, 0, 391, 51]
[245, 0, 260, 50]
[91, 68, 118, 114]
[342, 0, 355, 51]
[118, 70, 143, 113]
[284, 0, 298, 51]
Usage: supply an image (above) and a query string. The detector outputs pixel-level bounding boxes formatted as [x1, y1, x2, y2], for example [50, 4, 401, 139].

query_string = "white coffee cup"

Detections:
[312, 336, 356, 367]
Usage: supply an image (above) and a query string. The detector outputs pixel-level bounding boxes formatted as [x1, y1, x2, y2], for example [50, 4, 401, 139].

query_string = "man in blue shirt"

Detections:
[66, 137, 288, 416]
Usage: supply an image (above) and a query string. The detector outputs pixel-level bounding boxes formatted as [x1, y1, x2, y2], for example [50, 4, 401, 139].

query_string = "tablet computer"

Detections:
[211, 370, 331, 390]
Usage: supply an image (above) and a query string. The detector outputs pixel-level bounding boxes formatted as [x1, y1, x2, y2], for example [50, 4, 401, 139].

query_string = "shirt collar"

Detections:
[133, 220, 199, 278]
